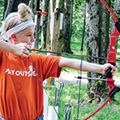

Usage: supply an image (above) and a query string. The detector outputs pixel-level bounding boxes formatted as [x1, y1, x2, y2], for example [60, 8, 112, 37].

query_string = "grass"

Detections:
[47, 84, 120, 120]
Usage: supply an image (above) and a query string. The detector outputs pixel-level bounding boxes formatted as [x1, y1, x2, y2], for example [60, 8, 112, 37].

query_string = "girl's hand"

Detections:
[13, 43, 29, 57]
[101, 63, 118, 76]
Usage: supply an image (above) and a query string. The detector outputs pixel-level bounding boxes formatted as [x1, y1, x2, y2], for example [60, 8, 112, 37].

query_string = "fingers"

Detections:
[22, 53, 28, 57]
[22, 45, 29, 57]
[109, 63, 118, 76]
[102, 63, 117, 76]
[15, 43, 30, 57]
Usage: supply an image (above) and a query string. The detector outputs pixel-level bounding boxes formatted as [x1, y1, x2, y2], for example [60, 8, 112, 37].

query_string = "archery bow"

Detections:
[83, 0, 120, 119]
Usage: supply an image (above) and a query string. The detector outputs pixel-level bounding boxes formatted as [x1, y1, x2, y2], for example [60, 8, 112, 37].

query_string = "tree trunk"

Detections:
[41, 0, 49, 49]
[47, 0, 56, 85]
[46, 1, 50, 46]
[113, 0, 120, 50]
[114, 0, 120, 21]
[3, 0, 30, 19]
[63, 0, 73, 53]
[86, 0, 110, 103]
[56, 0, 64, 54]
[34, 0, 40, 49]
[51, 9, 60, 54]
[29, 0, 35, 10]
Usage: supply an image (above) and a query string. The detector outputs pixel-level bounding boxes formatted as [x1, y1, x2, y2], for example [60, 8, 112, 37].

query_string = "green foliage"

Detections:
[0, 0, 4, 26]
[72, 4, 85, 39]
[73, 0, 84, 5]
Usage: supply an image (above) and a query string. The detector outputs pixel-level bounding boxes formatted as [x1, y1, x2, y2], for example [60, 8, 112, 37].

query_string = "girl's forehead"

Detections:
[23, 26, 35, 33]
[17, 26, 35, 36]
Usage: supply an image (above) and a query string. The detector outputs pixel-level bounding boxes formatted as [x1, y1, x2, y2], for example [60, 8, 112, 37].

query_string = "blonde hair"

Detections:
[1, 3, 34, 40]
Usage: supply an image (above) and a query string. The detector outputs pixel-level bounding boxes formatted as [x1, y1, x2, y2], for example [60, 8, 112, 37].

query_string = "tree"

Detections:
[41, 0, 49, 49]
[112, 0, 120, 49]
[3, 0, 30, 19]
[34, 0, 40, 49]
[86, 0, 110, 103]
[56, 0, 64, 53]
[63, 0, 73, 53]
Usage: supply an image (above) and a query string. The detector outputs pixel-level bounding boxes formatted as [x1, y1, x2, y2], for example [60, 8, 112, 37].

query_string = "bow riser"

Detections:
[106, 24, 120, 94]
[108, 25, 120, 63]
[106, 78, 116, 94]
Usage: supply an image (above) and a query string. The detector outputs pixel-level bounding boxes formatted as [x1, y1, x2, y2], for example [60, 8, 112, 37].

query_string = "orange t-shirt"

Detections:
[0, 51, 61, 120]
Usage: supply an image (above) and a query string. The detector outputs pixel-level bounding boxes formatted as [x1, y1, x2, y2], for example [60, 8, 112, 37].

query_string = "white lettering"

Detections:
[32, 71, 36, 76]
[11, 70, 15, 75]
[16, 71, 20, 76]
[20, 71, 24, 76]
[24, 71, 28, 76]
[8, 70, 11, 75]
[5, 66, 37, 77]
[5, 69, 10, 73]
[28, 72, 31, 77]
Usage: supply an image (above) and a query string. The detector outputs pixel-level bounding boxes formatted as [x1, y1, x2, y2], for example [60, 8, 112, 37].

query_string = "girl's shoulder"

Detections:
[29, 53, 61, 63]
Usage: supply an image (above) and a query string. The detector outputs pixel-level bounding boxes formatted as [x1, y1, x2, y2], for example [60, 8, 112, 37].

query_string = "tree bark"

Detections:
[3, 0, 30, 19]
[34, 0, 40, 49]
[113, 0, 120, 50]
[41, 0, 49, 49]
[51, 9, 60, 54]
[86, 0, 110, 103]
[46, 1, 51, 46]
[63, 0, 73, 53]
[56, 0, 64, 54]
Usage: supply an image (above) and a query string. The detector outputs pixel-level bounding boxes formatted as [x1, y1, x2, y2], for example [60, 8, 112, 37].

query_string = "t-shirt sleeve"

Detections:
[42, 55, 62, 79]
[30, 54, 62, 80]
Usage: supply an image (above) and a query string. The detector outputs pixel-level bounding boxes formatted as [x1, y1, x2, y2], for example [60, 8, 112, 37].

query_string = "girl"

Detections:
[0, 3, 117, 120]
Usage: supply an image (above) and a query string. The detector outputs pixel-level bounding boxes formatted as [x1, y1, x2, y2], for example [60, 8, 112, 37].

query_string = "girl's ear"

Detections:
[11, 33, 17, 41]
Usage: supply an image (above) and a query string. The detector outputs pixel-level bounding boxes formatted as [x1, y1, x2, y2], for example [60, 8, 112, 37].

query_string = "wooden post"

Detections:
[34, 0, 41, 49]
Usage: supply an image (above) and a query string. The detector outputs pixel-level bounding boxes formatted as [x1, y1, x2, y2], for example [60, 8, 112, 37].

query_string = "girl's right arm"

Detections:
[0, 40, 29, 56]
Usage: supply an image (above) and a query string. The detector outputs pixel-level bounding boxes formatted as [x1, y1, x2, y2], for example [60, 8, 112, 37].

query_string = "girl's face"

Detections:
[16, 26, 35, 46]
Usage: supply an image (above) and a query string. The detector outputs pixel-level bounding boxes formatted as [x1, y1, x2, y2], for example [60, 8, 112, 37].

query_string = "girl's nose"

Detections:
[27, 37, 35, 45]
[31, 37, 35, 43]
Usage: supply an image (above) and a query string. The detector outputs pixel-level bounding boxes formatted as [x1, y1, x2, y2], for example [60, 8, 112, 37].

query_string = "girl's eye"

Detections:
[28, 34, 31, 36]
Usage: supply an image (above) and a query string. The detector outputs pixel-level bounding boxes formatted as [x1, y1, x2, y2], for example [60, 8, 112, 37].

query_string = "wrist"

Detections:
[98, 65, 104, 74]
[9, 44, 16, 54]
[90, 63, 103, 74]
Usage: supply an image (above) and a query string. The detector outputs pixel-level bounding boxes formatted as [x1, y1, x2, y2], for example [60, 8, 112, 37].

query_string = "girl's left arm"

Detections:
[58, 57, 117, 75]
